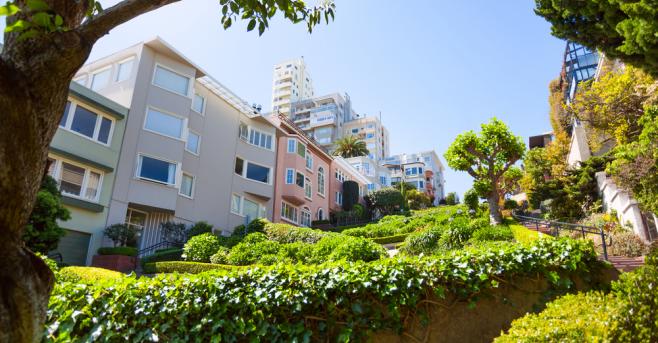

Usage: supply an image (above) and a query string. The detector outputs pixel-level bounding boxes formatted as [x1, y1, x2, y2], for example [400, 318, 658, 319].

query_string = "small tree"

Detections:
[160, 221, 187, 243]
[103, 224, 137, 248]
[445, 192, 459, 205]
[22, 175, 70, 254]
[444, 118, 525, 224]
[406, 189, 432, 210]
[364, 188, 405, 217]
[463, 188, 479, 213]
[333, 135, 369, 158]
[187, 221, 213, 239]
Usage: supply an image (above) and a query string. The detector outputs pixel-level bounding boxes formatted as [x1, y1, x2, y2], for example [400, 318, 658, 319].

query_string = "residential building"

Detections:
[48, 82, 129, 265]
[528, 132, 553, 149]
[269, 114, 333, 227]
[271, 57, 314, 117]
[382, 151, 446, 205]
[289, 92, 355, 151]
[330, 157, 370, 214]
[73, 37, 277, 252]
[562, 41, 600, 104]
[345, 155, 391, 192]
[342, 115, 390, 161]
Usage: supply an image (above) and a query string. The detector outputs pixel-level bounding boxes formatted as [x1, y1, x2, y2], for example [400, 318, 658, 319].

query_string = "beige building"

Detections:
[342, 115, 390, 161]
[271, 57, 314, 117]
[74, 37, 277, 251]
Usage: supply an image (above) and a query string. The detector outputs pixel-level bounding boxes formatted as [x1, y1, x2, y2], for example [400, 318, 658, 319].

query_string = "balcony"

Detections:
[281, 183, 307, 206]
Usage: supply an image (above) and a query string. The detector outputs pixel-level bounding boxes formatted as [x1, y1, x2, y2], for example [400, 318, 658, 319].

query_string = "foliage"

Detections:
[400, 226, 446, 255]
[96, 246, 137, 257]
[364, 187, 405, 216]
[46, 237, 599, 342]
[406, 189, 432, 210]
[509, 225, 542, 244]
[534, 0, 658, 77]
[445, 192, 458, 205]
[342, 180, 360, 211]
[495, 292, 619, 342]
[503, 199, 518, 210]
[470, 225, 514, 243]
[159, 221, 187, 244]
[332, 135, 369, 158]
[182, 233, 222, 263]
[324, 237, 386, 262]
[569, 66, 657, 151]
[210, 247, 230, 265]
[36, 252, 59, 274]
[444, 118, 526, 224]
[609, 266, 658, 342]
[58, 266, 124, 284]
[103, 223, 137, 248]
[372, 234, 409, 245]
[646, 242, 658, 266]
[187, 221, 213, 239]
[609, 231, 647, 257]
[263, 222, 327, 244]
[463, 188, 479, 213]
[608, 106, 658, 214]
[22, 175, 70, 254]
[140, 248, 183, 269]
[143, 261, 242, 275]
[227, 239, 282, 266]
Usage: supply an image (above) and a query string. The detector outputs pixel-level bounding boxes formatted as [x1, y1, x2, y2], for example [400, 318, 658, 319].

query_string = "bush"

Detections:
[327, 237, 387, 262]
[609, 231, 647, 257]
[46, 238, 600, 342]
[160, 221, 187, 243]
[246, 218, 268, 233]
[187, 221, 213, 238]
[277, 242, 316, 264]
[227, 240, 282, 266]
[372, 234, 409, 244]
[365, 187, 405, 216]
[400, 227, 445, 255]
[182, 233, 221, 263]
[463, 189, 479, 213]
[503, 199, 518, 210]
[217, 234, 243, 248]
[23, 175, 70, 254]
[437, 218, 476, 250]
[264, 222, 327, 244]
[103, 223, 137, 247]
[36, 252, 59, 273]
[97, 246, 138, 257]
[210, 247, 230, 265]
[140, 248, 182, 268]
[470, 225, 514, 242]
[646, 242, 658, 266]
[609, 266, 658, 342]
[495, 292, 619, 342]
[58, 266, 124, 284]
[143, 261, 241, 274]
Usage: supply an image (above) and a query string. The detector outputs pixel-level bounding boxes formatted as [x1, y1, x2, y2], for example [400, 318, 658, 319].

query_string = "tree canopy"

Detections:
[444, 118, 525, 224]
[535, 0, 658, 77]
[333, 135, 369, 158]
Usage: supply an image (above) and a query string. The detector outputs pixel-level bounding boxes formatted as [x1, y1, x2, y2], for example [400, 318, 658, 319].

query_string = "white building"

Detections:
[271, 57, 314, 117]
[290, 92, 355, 151]
[343, 115, 390, 161]
[346, 155, 391, 192]
[382, 151, 446, 205]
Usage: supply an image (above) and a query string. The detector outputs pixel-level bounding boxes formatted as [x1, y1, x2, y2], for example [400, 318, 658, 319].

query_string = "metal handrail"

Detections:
[513, 213, 609, 260]
[137, 241, 183, 257]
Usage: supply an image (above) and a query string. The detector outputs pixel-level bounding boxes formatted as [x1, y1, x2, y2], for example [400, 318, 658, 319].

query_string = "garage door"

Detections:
[56, 229, 91, 266]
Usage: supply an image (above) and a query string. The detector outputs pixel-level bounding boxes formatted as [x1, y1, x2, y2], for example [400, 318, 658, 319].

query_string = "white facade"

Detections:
[271, 57, 314, 117]
[290, 92, 355, 151]
[382, 151, 446, 205]
[343, 115, 390, 161]
[346, 155, 391, 192]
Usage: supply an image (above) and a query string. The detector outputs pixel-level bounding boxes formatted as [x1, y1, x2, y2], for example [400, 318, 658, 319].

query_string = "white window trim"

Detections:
[305, 154, 313, 172]
[300, 208, 312, 227]
[245, 126, 275, 151]
[185, 130, 201, 155]
[178, 172, 195, 199]
[285, 168, 295, 184]
[317, 167, 326, 197]
[59, 99, 115, 147]
[143, 106, 188, 142]
[73, 75, 87, 86]
[287, 138, 297, 153]
[304, 177, 312, 200]
[115, 57, 135, 82]
[90, 66, 112, 91]
[191, 92, 206, 115]
[47, 155, 105, 203]
[135, 153, 181, 187]
[280, 201, 298, 224]
[230, 193, 244, 216]
[235, 156, 272, 185]
[151, 63, 194, 98]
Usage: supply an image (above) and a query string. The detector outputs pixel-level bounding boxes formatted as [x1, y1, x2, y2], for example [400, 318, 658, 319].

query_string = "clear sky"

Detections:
[2, 0, 566, 199]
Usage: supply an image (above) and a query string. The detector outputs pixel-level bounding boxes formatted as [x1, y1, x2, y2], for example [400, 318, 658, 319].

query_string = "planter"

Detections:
[92, 254, 137, 273]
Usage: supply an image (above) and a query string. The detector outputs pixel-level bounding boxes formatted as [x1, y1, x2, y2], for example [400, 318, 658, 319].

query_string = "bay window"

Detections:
[192, 93, 205, 113]
[186, 131, 200, 154]
[90, 68, 111, 91]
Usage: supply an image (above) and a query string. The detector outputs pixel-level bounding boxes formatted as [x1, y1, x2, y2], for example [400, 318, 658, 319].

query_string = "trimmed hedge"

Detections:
[140, 248, 182, 268]
[143, 261, 243, 274]
[58, 266, 125, 283]
[470, 225, 514, 242]
[46, 238, 602, 342]
[97, 246, 138, 257]
[372, 234, 409, 244]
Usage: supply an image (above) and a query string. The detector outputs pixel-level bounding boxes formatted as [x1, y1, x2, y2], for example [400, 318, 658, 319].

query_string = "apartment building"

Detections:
[48, 82, 129, 265]
[73, 37, 277, 251]
[345, 155, 391, 192]
[271, 57, 314, 117]
[342, 115, 390, 161]
[382, 151, 446, 205]
[330, 157, 370, 214]
[289, 92, 355, 151]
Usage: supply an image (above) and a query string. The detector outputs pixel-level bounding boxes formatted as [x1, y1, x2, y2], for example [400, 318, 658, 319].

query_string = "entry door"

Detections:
[125, 208, 148, 249]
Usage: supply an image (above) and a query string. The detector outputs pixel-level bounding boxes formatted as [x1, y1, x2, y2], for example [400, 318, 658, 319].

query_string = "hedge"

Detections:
[142, 261, 243, 274]
[58, 266, 125, 283]
[96, 246, 138, 256]
[140, 248, 182, 268]
[372, 233, 409, 245]
[46, 238, 602, 342]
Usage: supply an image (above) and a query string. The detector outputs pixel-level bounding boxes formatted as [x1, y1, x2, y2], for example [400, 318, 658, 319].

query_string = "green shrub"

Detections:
[246, 218, 268, 233]
[97, 246, 138, 257]
[103, 223, 137, 248]
[437, 218, 476, 250]
[646, 242, 658, 266]
[400, 227, 445, 255]
[58, 266, 124, 284]
[469, 217, 490, 231]
[503, 199, 519, 210]
[463, 188, 479, 213]
[264, 222, 327, 244]
[609, 231, 647, 257]
[46, 238, 600, 342]
[609, 266, 658, 342]
[277, 242, 316, 264]
[210, 247, 230, 265]
[217, 234, 243, 248]
[143, 261, 241, 274]
[327, 237, 387, 262]
[372, 234, 409, 244]
[182, 233, 221, 263]
[470, 225, 514, 242]
[36, 252, 59, 273]
[227, 240, 282, 266]
[187, 221, 213, 238]
[495, 292, 619, 342]
[140, 248, 182, 268]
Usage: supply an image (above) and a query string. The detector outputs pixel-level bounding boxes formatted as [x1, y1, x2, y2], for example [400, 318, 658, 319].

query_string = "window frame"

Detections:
[115, 57, 135, 83]
[287, 138, 297, 153]
[285, 168, 295, 184]
[300, 208, 312, 227]
[179, 172, 195, 199]
[151, 63, 193, 98]
[305, 153, 313, 170]
[247, 127, 274, 151]
[234, 156, 272, 185]
[304, 176, 312, 200]
[280, 201, 298, 224]
[317, 166, 325, 196]
[47, 155, 105, 203]
[135, 153, 180, 187]
[59, 100, 115, 146]
[230, 193, 243, 216]
[143, 106, 187, 141]
[90, 66, 112, 91]
[185, 130, 201, 155]
[191, 92, 206, 114]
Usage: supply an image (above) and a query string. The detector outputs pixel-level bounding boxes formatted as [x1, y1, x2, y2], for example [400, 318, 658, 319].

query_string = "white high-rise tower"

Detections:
[271, 57, 314, 117]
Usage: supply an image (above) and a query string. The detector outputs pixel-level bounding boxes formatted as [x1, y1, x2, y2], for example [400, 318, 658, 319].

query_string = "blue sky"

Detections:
[3, 1, 565, 199]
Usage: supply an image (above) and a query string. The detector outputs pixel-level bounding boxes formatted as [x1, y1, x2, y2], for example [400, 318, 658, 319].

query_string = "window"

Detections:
[116, 59, 134, 82]
[231, 194, 242, 214]
[335, 170, 346, 182]
[192, 93, 205, 113]
[243, 198, 260, 221]
[239, 123, 249, 140]
[90, 68, 111, 91]
[180, 173, 194, 198]
[379, 176, 387, 186]
[366, 133, 374, 139]
[317, 208, 324, 221]
[304, 177, 312, 199]
[153, 65, 190, 96]
[297, 141, 306, 158]
[335, 191, 343, 205]
[73, 75, 87, 85]
[186, 131, 200, 154]
[317, 167, 325, 196]
[305, 154, 313, 169]
[281, 202, 297, 223]
[367, 184, 375, 191]
[144, 108, 185, 139]
[351, 128, 358, 134]
[59, 102, 114, 145]
[235, 157, 244, 175]
[300, 209, 311, 227]
[235, 157, 271, 184]
[296, 172, 304, 188]
[287, 138, 297, 153]
[48, 158, 103, 202]
[137, 155, 177, 185]
[249, 128, 273, 150]
[285, 169, 294, 184]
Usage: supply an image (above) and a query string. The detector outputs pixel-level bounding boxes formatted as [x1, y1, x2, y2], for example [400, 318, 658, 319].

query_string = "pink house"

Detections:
[329, 157, 369, 214]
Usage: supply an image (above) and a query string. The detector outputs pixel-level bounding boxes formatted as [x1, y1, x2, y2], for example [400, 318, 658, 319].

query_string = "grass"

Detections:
[510, 224, 544, 244]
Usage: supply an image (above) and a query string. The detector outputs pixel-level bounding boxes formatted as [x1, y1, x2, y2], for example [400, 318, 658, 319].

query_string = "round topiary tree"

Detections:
[182, 233, 221, 263]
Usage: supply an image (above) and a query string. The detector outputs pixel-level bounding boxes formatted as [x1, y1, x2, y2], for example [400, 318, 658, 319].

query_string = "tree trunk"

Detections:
[488, 192, 503, 225]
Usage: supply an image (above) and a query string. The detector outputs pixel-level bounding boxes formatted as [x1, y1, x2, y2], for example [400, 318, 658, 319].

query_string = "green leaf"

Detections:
[258, 21, 265, 36]
[26, 0, 49, 12]
[247, 19, 256, 31]
[0, 3, 19, 16]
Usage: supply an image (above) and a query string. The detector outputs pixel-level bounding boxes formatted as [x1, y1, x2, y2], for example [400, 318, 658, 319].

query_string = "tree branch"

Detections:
[78, 0, 182, 42]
